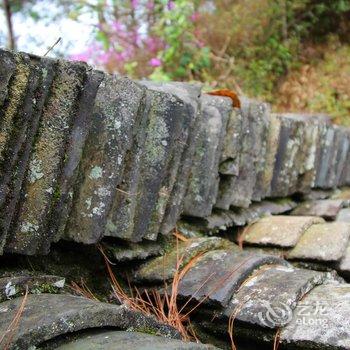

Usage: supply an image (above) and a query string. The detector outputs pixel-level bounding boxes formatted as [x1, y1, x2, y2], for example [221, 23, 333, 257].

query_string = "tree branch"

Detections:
[3, 0, 16, 50]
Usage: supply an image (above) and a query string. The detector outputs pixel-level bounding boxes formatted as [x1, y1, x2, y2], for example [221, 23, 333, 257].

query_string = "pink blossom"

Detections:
[167, 1, 175, 10]
[111, 20, 124, 32]
[131, 0, 138, 9]
[146, 0, 155, 11]
[149, 57, 162, 67]
[190, 12, 200, 22]
[145, 36, 164, 53]
[70, 53, 89, 62]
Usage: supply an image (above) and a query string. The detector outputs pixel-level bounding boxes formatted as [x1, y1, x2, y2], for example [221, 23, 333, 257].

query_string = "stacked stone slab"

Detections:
[1, 48, 350, 256]
[132, 236, 350, 349]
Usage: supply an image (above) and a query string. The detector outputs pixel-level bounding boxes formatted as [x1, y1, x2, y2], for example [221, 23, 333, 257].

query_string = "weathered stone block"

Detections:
[105, 88, 184, 242]
[178, 250, 287, 307]
[5, 59, 86, 255]
[48, 70, 104, 246]
[219, 107, 242, 176]
[0, 55, 56, 253]
[291, 199, 348, 220]
[0, 49, 16, 108]
[270, 115, 304, 197]
[54, 330, 217, 350]
[243, 216, 325, 247]
[65, 76, 145, 244]
[134, 237, 235, 282]
[288, 222, 350, 261]
[216, 98, 269, 209]
[0, 294, 178, 348]
[184, 94, 230, 217]
[280, 284, 350, 349]
[315, 125, 336, 188]
[225, 265, 326, 328]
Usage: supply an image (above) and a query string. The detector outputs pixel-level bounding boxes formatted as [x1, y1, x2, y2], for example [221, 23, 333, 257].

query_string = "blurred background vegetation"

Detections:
[1, 0, 349, 124]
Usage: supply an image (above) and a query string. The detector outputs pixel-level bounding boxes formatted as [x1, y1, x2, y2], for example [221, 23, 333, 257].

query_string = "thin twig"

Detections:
[43, 37, 62, 57]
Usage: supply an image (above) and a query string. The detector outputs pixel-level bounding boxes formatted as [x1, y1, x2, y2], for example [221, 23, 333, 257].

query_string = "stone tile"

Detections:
[270, 115, 304, 197]
[65, 76, 145, 244]
[338, 243, 350, 276]
[106, 240, 163, 262]
[291, 199, 348, 220]
[219, 107, 242, 176]
[336, 208, 350, 223]
[315, 125, 336, 188]
[243, 216, 324, 247]
[0, 274, 65, 301]
[0, 294, 178, 349]
[332, 186, 350, 200]
[141, 84, 197, 239]
[196, 198, 297, 233]
[224, 265, 326, 328]
[134, 237, 235, 282]
[334, 128, 350, 187]
[338, 132, 350, 186]
[0, 49, 16, 108]
[252, 103, 271, 201]
[47, 70, 104, 247]
[152, 83, 202, 236]
[5, 59, 87, 255]
[216, 99, 269, 209]
[105, 88, 186, 242]
[259, 114, 281, 198]
[280, 283, 350, 349]
[0, 55, 57, 254]
[288, 222, 350, 261]
[184, 94, 230, 217]
[178, 250, 287, 307]
[54, 330, 218, 350]
[0, 52, 31, 165]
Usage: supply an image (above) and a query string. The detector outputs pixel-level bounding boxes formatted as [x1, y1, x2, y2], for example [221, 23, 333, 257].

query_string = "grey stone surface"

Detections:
[134, 237, 235, 282]
[258, 113, 281, 198]
[49, 70, 104, 245]
[142, 83, 202, 236]
[0, 294, 178, 349]
[288, 222, 350, 262]
[291, 199, 348, 220]
[224, 265, 326, 328]
[105, 88, 185, 242]
[219, 107, 242, 176]
[56, 331, 217, 350]
[338, 243, 350, 276]
[0, 49, 16, 109]
[106, 240, 163, 262]
[280, 283, 350, 349]
[0, 274, 65, 301]
[65, 76, 145, 244]
[184, 94, 230, 217]
[297, 120, 322, 193]
[54, 330, 217, 350]
[6, 59, 86, 255]
[251, 103, 271, 201]
[0, 55, 56, 254]
[334, 127, 350, 186]
[315, 125, 336, 188]
[243, 216, 325, 248]
[216, 99, 269, 209]
[270, 115, 304, 197]
[336, 208, 350, 222]
[185, 198, 297, 234]
[178, 250, 287, 307]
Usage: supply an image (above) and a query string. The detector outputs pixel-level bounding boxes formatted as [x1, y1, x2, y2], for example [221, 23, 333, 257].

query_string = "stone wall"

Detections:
[1, 48, 350, 256]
